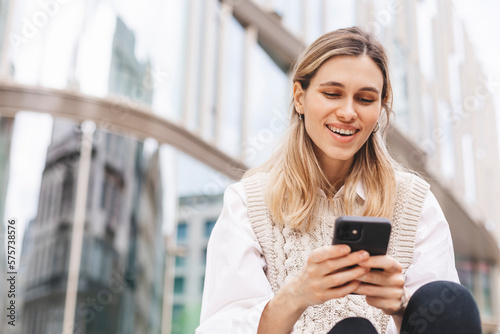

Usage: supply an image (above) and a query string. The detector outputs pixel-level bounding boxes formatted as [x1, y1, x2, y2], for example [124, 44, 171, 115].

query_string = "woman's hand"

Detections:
[285, 244, 371, 310]
[354, 255, 409, 315]
[257, 244, 371, 334]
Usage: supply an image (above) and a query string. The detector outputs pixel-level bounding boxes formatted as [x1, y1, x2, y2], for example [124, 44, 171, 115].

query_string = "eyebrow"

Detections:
[319, 81, 380, 94]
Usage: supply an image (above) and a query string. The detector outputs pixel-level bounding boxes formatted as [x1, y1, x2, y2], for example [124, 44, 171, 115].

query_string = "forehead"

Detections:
[311, 55, 384, 90]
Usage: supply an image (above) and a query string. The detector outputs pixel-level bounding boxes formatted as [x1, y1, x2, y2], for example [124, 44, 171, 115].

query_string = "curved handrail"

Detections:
[0, 82, 247, 180]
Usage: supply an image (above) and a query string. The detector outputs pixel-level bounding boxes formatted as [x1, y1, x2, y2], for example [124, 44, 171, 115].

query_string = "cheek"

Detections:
[366, 107, 382, 124]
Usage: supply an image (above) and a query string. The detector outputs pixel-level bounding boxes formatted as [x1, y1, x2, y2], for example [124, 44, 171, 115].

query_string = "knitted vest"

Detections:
[242, 172, 429, 334]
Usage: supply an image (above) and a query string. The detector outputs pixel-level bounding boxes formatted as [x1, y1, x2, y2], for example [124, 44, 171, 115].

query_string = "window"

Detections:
[462, 134, 476, 204]
[60, 170, 73, 215]
[177, 222, 188, 243]
[175, 255, 186, 267]
[478, 261, 493, 316]
[174, 277, 185, 295]
[205, 219, 216, 238]
[202, 247, 207, 265]
[457, 259, 494, 317]
[101, 166, 123, 233]
[171, 304, 185, 334]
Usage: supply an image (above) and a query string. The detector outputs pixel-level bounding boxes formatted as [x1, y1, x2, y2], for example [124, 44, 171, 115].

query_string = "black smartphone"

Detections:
[332, 215, 392, 256]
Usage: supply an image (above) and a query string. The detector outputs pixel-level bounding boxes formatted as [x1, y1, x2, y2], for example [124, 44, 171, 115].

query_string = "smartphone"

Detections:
[332, 215, 391, 256]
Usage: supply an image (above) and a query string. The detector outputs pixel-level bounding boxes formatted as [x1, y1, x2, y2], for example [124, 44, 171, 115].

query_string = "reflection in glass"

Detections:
[172, 151, 228, 334]
[0, 116, 14, 330]
[109, 17, 152, 104]
[0, 0, 11, 58]
[177, 222, 188, 244]
[457, 259, 495, 318]
[244, 42, 288, 168]
[218, 15, 244, 157]
[204, 219, 216, 238]
[17, 119, 166, 333]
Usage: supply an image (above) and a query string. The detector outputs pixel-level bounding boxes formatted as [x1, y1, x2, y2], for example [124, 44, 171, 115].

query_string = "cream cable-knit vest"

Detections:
[242, 171, 429, 334]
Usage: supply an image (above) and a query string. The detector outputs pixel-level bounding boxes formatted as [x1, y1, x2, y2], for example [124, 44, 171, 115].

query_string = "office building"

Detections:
[0, 0, 498, 333]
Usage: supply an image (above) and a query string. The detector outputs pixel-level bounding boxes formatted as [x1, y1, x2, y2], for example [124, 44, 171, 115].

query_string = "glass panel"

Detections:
[204, 219, 216, 238]
[244, 43, 289, 167]
[175, 255, 186, 268]
[174, 277, 185, 294]
[0, 0, 10, 57]
[456, 259, 474, 292]
[323, 1, 356, 32]
[457, 259, 495, 318]
[1, 112, 169, 333]
[6, 0, 188, 121]
[462, 133, 476, 204]
[477, 261, 493, 316]
[171, 304, 184, 334]
[0, 115, 15, 331]
[5, 113, 71, 333]
[218, 15, 244, 156]
[177, 222, 188, 243]
[175, 151, 229, 333]
[280, 0, 302, 39]
[1, 109, 245, 333]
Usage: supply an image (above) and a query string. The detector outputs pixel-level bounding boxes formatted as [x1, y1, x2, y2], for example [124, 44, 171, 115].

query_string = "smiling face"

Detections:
[293, 55, 384, 183]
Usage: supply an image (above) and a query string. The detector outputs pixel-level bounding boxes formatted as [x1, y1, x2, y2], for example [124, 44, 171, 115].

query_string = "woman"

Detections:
[197, 27, 481, 334]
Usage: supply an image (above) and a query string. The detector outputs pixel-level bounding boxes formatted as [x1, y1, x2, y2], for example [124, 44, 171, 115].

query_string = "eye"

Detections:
[356, 96, 377, 104]
[324, 92, 341, 98]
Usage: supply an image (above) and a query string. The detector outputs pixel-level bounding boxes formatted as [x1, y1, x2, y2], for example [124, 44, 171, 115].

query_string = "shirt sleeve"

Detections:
[404, 189, 460, 291]
[387, 189, 460, 334]
[196, 182, 274, 334]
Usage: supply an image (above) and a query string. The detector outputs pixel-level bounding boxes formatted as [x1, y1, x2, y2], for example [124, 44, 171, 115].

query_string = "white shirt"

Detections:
[196, 181, 459, 334]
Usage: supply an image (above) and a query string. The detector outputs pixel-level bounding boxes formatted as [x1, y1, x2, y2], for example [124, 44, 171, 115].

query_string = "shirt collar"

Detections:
[317, 180, 366, 201]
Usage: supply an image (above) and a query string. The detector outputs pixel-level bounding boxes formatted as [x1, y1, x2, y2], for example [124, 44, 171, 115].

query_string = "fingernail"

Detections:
[359, 251, 369, 260]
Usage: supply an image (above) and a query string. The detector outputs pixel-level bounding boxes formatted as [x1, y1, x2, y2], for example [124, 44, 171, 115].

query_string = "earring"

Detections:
[372, 121, 380, 133]
[298, 113, 303, 121]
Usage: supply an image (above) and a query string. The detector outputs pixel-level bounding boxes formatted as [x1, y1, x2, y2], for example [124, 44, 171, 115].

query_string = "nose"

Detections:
[336, 99, 357, 122]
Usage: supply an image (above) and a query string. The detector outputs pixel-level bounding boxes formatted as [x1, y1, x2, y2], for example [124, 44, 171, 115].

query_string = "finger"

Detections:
[365, 295, 404, 315]
[318, 250, 370, 276]
[324, 280, 362, 300]
[324, 266, 370, 289]
[358, 255, 402, 273]
[355, 283, 403, 300]
[357, 271, 405, 287]
[309, 245, 351, 264]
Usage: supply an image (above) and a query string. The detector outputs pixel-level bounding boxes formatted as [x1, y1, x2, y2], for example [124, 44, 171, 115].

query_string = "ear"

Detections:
[293, 82, 305, 113]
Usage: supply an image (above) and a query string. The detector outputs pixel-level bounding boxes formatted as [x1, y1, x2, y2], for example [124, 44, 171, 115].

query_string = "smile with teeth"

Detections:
[327, 125, 358, 136]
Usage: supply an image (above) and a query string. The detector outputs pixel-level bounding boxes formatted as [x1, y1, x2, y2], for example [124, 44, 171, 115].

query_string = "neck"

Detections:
[322, 161, 352, 190]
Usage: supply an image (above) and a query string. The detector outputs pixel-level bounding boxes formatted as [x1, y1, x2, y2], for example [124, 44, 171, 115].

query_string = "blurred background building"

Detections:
[0, 0, 499, 333]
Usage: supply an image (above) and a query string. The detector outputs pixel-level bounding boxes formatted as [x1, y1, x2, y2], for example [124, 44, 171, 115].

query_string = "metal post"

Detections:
[200, 0, 217, 140]
[61, 121, 94, 333]
[240, 25, 257, 161]
[214, 3, 232, 146]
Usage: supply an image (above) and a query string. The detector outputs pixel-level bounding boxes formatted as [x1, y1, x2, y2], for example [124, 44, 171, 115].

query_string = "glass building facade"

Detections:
[0, 0, 499, 333]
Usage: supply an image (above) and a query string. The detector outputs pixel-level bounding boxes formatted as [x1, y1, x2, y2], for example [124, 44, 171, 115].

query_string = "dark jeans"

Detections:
[327, 281, 482, 334]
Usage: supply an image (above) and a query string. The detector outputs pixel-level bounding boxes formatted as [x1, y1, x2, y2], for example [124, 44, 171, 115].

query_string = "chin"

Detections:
[327, 152, 355, 161]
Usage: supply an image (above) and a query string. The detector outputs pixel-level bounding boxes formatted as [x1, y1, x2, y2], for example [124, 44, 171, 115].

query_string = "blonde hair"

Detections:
[245, 27, 402, 230]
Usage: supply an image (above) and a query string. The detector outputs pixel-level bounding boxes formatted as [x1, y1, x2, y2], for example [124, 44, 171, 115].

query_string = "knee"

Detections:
[410, 280, 476, 307]
[328, 317, 377, 334]
[401, 281, 481, 334]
